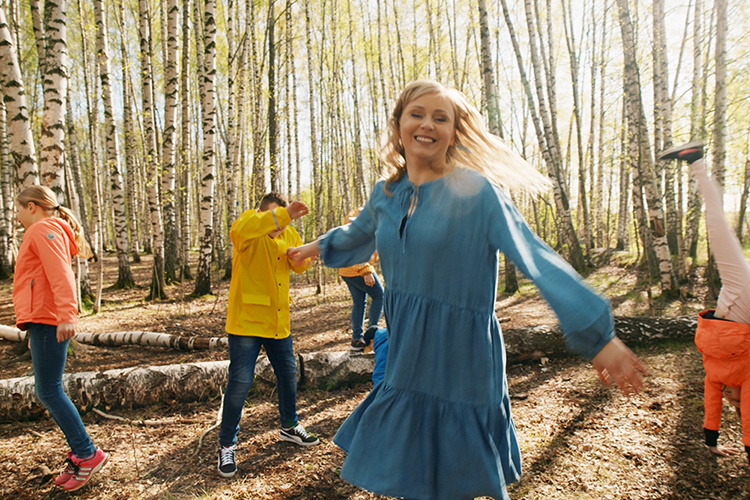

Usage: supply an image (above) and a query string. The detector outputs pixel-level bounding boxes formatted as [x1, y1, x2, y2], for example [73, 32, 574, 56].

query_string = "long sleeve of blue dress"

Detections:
[487, 183, 614, 360]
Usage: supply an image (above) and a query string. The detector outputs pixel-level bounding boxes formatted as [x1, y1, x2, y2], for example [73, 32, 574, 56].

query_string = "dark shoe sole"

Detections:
[658, 140, 704, 162]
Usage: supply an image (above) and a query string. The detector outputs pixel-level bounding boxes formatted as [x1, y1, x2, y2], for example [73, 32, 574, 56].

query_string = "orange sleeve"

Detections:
[703, 375, 723, 432]
[740, 384, 750, 448]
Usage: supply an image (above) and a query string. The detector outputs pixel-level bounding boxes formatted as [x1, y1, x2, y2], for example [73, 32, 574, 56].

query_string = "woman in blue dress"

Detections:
[288, 80, 646, 500]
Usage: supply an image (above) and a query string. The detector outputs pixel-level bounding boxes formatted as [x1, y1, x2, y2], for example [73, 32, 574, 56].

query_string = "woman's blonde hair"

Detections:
[16, 185, 93, 259]
[380, 80, 551, 195]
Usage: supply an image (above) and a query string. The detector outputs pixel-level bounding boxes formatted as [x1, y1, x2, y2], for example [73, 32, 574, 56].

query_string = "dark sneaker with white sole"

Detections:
[218, 445, 237, 478]
[658, 140, 705, 164]
[280, 424, 320, 446]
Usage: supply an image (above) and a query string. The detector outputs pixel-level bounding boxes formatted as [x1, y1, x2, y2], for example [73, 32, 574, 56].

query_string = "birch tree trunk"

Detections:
[222, 0, 238, 280]
[38, 0, 68, 203]
[0, 6, 38, 189]
[76, 0, 104, 310]
[178, 0, 192, 281]
[615, 95, 629, 251]
[117, 0, 141, 264]
[616, 0, 676, 294]
[478, 0, 517, 293]
[267, 0, 278, 192]
[684, 0, 704, 259]
[64, 96, 93, 300]
[652, 0, 678, 260]
[94, 0, 133, 289]
[711, 0, 727, 190]
[705, 0, 727, 295]
[194, 0, 216, 296]
[161, 0, 180, 284]
[249, 0, 265, 206]
[562, 0, 592, 252]
[139, 0, 167, 300]
[738, 157, 750, 242]
[346, 0, 365, 207]
[0, 104, 11, 279]
[288, 0, 302, 218]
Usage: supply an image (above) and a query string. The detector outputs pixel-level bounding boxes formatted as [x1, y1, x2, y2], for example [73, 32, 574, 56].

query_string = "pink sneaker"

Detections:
[62, 447, 109, 491]
[54, 451, 77, 486]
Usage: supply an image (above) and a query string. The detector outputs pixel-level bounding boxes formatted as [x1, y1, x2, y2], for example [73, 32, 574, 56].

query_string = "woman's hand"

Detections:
[363, 273, 375, 286]
[591, 336, 648, 395]
[708, 445, 741, 457]
[56, 322, 76, 343]
[287, 241, 320, 263]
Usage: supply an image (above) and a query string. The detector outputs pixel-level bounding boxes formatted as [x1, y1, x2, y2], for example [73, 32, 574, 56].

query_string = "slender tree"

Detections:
[562, 0, 592, 251]
[116, 0, 141, 263]
[38, 0, 69, 201]
[615, 0, 676, 293]
[162, 0, 180, 284]
[64, 92, 93, 301]
[0, 104, 11, 279]
[194, 0, 217, 296]
[94, 0, 134, 288]
[140, 0, 167, 299]
[76, 0, 104, 311]
[178, 0, 192, 280]
[222, 0, 239, 279]
[685, 0, 706, 259]
[0, 6, 38, 189]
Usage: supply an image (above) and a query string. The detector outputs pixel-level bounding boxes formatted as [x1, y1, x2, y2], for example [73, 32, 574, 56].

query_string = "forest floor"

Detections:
[0, 251, 748, 499]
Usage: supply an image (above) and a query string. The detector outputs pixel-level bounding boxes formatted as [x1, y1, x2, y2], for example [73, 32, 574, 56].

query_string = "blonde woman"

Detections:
[289, 80, 645, 500]
[13, 185, 108, 492]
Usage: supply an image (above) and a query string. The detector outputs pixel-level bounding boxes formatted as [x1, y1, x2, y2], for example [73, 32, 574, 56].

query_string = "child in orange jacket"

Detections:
[12, 185, 109, 491]
[660, 141, 750, 464]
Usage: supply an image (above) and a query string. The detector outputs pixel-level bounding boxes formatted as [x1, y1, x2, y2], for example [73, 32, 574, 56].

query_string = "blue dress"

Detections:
[319, 168, 614, 500]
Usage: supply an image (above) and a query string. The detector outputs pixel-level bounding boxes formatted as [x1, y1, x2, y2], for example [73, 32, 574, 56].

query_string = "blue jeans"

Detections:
[29, 323, 96, 458]
[219, 334, 299, 447]
[341, 274, 384, 341]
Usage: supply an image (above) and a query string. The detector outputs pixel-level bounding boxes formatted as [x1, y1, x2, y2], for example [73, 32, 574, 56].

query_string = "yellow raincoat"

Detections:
[225, 207, 311, 338]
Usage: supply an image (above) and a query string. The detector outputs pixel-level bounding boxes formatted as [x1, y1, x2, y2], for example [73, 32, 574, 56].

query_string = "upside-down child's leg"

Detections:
[691, 158, 750, 323]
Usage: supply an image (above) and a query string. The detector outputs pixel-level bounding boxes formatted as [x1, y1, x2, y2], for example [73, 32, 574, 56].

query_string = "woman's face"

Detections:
[398, 93, 456, 169]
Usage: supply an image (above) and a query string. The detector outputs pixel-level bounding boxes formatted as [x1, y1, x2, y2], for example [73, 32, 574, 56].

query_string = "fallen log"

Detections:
[0, 315, 700, 421]
[502, 315, 698, 361]
[0, 352, 376, 421]
[0, 325, 227, 351]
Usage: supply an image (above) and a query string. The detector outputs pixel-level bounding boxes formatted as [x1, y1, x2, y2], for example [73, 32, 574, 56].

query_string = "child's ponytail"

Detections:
[56, 205, 93, 260]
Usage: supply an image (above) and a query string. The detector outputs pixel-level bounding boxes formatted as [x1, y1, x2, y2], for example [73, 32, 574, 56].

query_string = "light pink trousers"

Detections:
[692, 158, 750, 324]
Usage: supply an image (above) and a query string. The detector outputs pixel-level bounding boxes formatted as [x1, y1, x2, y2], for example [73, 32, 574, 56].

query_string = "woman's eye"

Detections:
[410, 113, 422, 118]
[435, 117, 447, 123]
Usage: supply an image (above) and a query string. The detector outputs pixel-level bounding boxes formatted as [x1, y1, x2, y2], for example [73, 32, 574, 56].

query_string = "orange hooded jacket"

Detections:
[12, 217, 79, 329]
[695, 309, 750, 447]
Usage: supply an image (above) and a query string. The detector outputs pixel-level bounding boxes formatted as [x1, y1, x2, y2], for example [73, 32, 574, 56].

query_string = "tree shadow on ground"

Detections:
[658, 341, 750, 500]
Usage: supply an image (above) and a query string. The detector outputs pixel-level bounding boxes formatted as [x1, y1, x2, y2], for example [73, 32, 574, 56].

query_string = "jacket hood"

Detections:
[33, 217, 78, 256]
